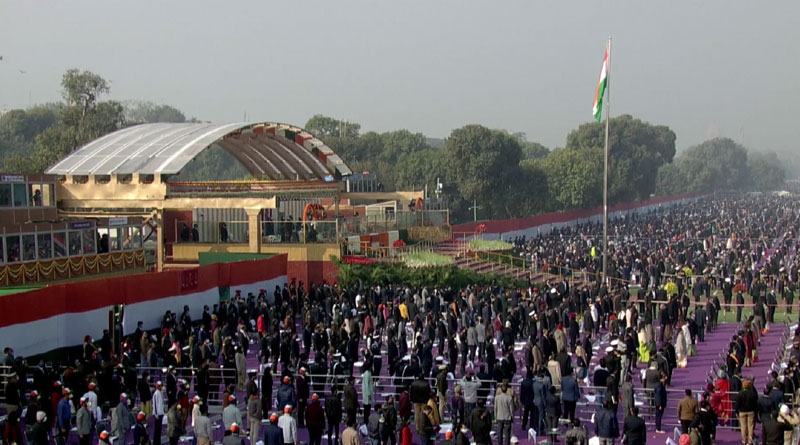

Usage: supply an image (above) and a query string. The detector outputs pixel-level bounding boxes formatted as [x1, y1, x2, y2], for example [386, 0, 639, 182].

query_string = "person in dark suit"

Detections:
[623, 406, 646, 445]
[653, 375, 668, 433]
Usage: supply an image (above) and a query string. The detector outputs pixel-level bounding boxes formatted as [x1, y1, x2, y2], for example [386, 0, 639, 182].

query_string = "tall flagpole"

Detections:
[602, 36, 612, 286]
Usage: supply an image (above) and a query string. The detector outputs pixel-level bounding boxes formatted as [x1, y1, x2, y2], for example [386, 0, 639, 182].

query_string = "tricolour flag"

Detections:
[592, 47, 609, 122]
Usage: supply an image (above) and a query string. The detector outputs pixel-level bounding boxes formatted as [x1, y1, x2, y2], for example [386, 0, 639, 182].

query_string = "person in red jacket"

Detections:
[398, 390, 412, 424]
[400, 418, 413, 445]
[305, 394, 325, 445]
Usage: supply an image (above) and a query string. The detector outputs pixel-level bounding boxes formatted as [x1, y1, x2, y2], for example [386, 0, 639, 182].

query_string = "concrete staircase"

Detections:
[434, 240, 533, 281]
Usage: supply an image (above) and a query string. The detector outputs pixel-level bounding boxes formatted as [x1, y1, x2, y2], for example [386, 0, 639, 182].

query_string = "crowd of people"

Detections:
[3, 196, 800, 445]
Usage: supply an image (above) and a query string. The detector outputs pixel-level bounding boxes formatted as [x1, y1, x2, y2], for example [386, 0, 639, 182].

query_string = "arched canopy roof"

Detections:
[46, 122, 352, 180]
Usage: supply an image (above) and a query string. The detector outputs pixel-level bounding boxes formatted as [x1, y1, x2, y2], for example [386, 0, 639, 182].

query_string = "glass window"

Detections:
[13, 184, 27, 207]
[29, 184, 44, 207]
[109, 227, 121, 251]
[69, 231, 82, 256]
[83, 229, 96, 255]
[0, 236, 4, 264]
[54, 232, 67, 258]
[131, 226, 142, 249]
[6, 235, 20, 263]
[0, 184, 11, 207]
[121, 227, 133, 250]
[37, 233, 52, 259]
[83, 229, 97, 255]
[42, 184, 55, 206]
[22, 234, 36, 262]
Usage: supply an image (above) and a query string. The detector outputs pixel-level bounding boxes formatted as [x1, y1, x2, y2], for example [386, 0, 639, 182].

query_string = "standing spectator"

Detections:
[2, 411, 24, 445]
[279, 406, 298, 445]
[31, 411, 51, 445]
[561, 372, 581, 423]
[367, 404, 382, 445]
[153, 381, 167, 445]
[264, 414, 284, 445]
[654, 374, 668, 433]
[306, 394, 325, 445]
[248, 393, 263, 445]
[623, 407, 646, 445]
[167, 402, 183, 445]
[342, 417, 361, 445]
[195, 404, 213, 445]
[223, 424, 244, 445]
[420, 405, 437, 445]
[382, 395, 398, 445]
[223, 395, 243, 431]
[595, 400, 619, 445]
[77, 397, 93, 445]
[344, 376, 359, 422]
[545, 386, 562, 433]
[451, 386, 465, 429]
[116, 394, 132, 442]
[677, 389, 698, 434]
[565, 419, 588, 445]
[410, 373, 431, 432]
[134, 413, 150, 445]
[325, 387, 343, 445]
[470, 399, 492, 445]
[737, 379, 758, 445]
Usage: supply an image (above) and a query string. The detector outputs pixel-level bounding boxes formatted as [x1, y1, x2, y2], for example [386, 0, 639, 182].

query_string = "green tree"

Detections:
[125, 101, 186, 123]
[25, 69, 125, 172]
[654, 162, 689, 195]
[678, 137, 750, 193]
[444, 125, 522, 219]
[305, 114, 360, 138]
[540, 148, 602, 210]
[747, 151, 785, 191]
[565, 114, 676, 203]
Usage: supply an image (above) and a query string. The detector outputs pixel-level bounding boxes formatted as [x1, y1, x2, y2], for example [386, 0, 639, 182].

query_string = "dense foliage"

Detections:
[0, 71, 787, 220]
[334, 259, 530, 289]
[655, 137, 786, 194]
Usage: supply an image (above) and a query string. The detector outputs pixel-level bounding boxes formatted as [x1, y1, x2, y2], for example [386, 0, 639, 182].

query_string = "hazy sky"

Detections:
[1, 1, 798, 152]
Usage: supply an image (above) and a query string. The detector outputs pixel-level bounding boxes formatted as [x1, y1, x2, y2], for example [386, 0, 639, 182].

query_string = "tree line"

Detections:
[0, 70, 788, 223]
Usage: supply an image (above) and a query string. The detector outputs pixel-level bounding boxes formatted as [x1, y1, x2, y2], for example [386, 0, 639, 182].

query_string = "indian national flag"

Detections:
[592, 47, 609, 122]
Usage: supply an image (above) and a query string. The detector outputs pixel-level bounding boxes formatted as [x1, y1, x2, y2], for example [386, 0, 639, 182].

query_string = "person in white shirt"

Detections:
[278, 405, 298, 445]
[152, 381, 167, 445]
[82, 382, 101, 421]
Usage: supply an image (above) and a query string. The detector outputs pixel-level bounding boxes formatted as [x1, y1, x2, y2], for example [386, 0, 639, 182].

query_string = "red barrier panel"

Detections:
[0, 254, 288, 329]
[452, 193, 706, 235]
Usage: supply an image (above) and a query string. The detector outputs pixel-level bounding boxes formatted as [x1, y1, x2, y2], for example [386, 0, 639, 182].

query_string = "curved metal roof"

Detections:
[45, 122, 352, 180]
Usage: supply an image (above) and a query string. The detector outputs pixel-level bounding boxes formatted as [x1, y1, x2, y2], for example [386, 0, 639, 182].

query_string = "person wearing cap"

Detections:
[305, 394, 325, 445]
[99, 430, 112, 445]
[223, 395, 243, 431]
[134, 412, 150, 445]
[152, 381, 167, 445]
[223, 423, 244, 445]
[83, 381, 101, 422]
[57, 388, 73, 442]
[31, 411, 50, 445]
[264, 413, 284, 445]
[277, 376, 297, 417]
[25, 390, 42, 431]
[76, 396, 93, 445]
[116, 393, 133, 441]
[278, 405, 298, 445]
